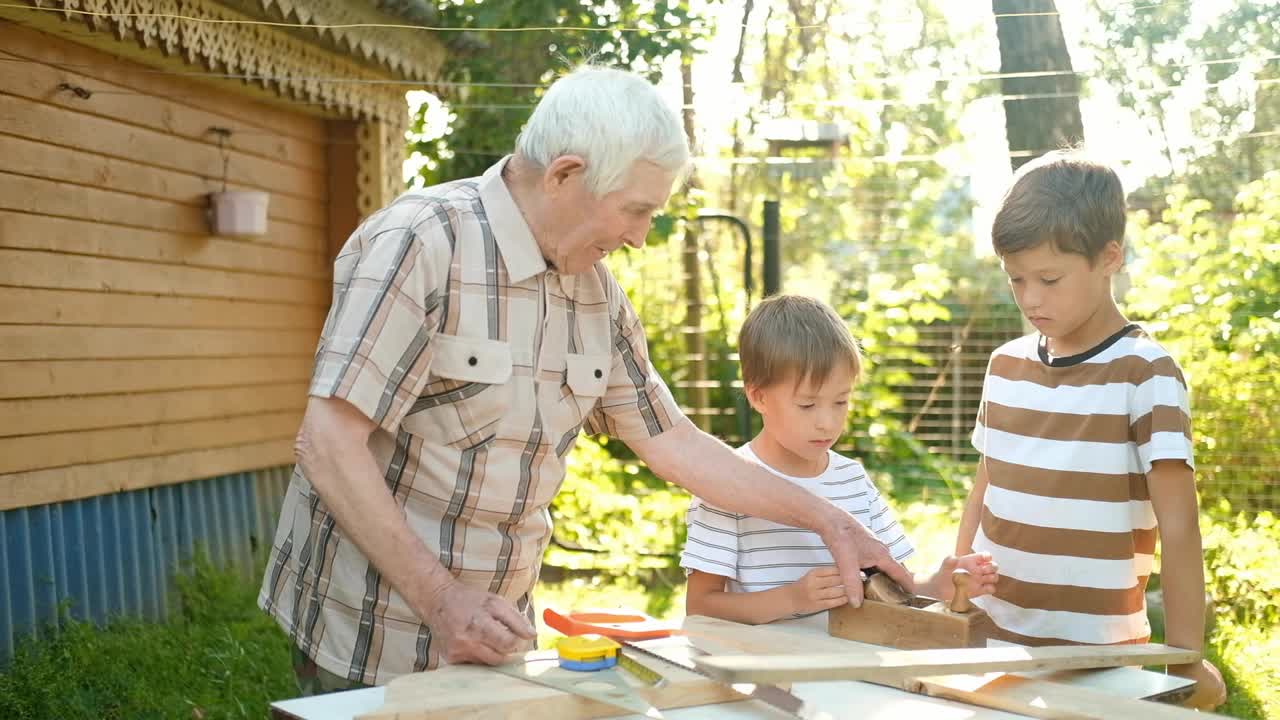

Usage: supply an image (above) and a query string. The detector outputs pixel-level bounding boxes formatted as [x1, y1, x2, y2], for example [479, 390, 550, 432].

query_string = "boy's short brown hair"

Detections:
[991, 150, 1126, 262]
[738, 295, 861, 389]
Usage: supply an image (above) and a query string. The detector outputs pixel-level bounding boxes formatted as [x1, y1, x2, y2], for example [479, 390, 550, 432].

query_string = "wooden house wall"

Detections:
[0, 21, 333, 510]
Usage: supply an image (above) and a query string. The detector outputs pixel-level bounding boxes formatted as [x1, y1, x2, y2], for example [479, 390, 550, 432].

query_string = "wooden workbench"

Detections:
[269, 614, 1194, 719]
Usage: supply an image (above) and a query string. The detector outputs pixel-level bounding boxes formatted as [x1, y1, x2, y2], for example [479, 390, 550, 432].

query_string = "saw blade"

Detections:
[492, 655, 662, 718]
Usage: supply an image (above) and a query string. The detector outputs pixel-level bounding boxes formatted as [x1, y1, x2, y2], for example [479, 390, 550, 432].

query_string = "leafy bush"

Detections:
[1126, 173, 1280, 511]
[1201, 502, 1280, 629]
[548, 435, 691, 573]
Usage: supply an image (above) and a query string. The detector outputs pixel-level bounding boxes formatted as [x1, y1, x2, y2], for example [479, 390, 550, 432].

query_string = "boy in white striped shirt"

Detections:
[681, 295, 997, 625]
[955, 151, 1225, 709]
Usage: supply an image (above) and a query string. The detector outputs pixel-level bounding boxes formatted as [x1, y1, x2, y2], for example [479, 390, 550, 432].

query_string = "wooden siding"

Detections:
[0, 21, 333, 510]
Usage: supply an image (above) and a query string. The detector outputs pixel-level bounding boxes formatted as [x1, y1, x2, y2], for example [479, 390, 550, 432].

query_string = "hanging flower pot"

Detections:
[207, 190, 270, 236]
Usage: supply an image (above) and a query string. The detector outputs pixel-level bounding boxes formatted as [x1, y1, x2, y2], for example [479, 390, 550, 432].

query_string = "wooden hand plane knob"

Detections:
[949, 568, 974, 613]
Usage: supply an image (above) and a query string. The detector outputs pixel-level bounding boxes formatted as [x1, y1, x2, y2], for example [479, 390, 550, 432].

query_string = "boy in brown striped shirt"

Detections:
[955, 151, 1225, 709]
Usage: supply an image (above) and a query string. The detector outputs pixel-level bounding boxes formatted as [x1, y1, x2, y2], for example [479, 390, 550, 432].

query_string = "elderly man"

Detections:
[260, 66, 911, 692]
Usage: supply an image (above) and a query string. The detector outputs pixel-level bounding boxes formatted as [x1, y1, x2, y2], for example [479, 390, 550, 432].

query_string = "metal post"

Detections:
[762, 200, 781, 297]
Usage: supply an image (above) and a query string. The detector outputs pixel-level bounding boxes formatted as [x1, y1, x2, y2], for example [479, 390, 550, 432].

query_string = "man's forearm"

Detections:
[649, 421, 845, 535]
[296, 410, 454, 624]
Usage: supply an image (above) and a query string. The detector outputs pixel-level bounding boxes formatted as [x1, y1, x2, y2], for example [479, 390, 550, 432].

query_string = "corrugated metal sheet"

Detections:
[0, 466, 292, 663]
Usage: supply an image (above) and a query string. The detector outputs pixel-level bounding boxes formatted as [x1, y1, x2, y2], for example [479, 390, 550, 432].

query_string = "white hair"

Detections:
[515, 66, 690, 196]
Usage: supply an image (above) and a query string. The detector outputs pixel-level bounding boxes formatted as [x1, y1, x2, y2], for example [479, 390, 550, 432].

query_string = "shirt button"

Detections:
[594, 369, 603, 379]
[468, 356, 478, 366]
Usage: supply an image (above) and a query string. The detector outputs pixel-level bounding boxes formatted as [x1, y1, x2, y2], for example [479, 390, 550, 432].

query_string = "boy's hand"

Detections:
[787, 567, 848, 616]
[937, 552, 998, 601]
[1169, 659, 1226, 710]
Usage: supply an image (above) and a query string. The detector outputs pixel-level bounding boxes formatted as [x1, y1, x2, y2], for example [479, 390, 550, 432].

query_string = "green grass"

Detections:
[0, 562, 295, 720]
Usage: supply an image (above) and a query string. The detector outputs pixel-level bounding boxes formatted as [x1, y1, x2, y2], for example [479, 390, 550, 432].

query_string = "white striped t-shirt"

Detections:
[971, 325, 1194, 645]
[680, 443, 915, 595]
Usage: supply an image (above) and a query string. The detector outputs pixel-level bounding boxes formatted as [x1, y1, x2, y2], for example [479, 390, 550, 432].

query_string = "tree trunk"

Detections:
[680, 55, 710, 432]
[993, 0, 1085, 170]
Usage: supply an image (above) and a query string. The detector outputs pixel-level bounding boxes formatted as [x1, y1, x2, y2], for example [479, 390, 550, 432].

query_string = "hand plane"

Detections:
[827, 568, 997, 650]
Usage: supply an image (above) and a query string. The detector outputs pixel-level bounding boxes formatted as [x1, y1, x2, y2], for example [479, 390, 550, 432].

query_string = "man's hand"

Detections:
[1169, 659, 1227, 710]
[787, 567, 848, 616]
[823, 517, 913, 607]
[423, 580, 536, 665]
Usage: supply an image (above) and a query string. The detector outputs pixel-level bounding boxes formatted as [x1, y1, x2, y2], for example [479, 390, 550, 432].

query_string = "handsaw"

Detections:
[544, 608, 834, 720]
[491, 652, 663, 718]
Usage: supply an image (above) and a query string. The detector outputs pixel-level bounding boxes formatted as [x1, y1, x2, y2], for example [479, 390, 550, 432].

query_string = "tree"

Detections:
[992, 0, 1084, 170]
[408, 1, 710, 187]
[1085, 1, 1280, 208]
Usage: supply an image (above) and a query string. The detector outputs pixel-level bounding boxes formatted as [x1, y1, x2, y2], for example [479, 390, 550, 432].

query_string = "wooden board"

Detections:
[0, 287, 327, 329]
[0, 410, 301, 474]
[0, 208, 325, 261]
[0, 134, 326, 228]
[0, 247, 327, 304]
[0, 94, 326, 200]
[914, 673, 1222, 720]
[358, 645, 743, 720]
[0, 356, 314, 400]
[0, 174, 318, 253]
[693, 644, 1200, 685]
[0, 438, 295, 510]
[683, 616, 1205, 720]
[0, 383, 308, 437]
[0, 325, 319, 362]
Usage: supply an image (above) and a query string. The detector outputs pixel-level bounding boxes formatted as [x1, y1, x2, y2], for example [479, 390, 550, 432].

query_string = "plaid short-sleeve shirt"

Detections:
[258, 157, 685, 685]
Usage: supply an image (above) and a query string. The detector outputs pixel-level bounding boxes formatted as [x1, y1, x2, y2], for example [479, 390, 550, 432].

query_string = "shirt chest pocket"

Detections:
[402, 333, 513, 449]
[547, 352, 610, 437]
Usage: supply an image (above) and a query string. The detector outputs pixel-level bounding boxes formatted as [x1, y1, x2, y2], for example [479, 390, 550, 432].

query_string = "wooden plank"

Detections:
[0, 248, 328, 304]
[0, 208, 326, 262]
[0, 94, 326, 201]
[0, 356, 315, 400]
[682, 617, 1202, 719]
[0, 287, 328, 329]
[0, 410, 301, 474]
[913, 673, 1220, 720]
[0, 20, 328, 144]
[0, 325, 319, 362]
[0, 173, 319, 250]
[0, 30, 326, 170]
[692, 644, 1200, 685]
[0, 438, 295, 510]
[360, 646, 741, 720]
[0, 134, 327, 229]
[0, 383, 308, 437]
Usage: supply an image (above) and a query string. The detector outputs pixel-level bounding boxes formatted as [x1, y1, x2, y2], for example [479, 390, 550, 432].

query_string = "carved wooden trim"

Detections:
[8, 0, 427, 130]
[355, 118, 407, 217]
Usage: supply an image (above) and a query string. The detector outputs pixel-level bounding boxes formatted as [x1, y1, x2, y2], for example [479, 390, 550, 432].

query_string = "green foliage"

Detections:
[1086, 1, 1280, 208]
[1201, 502, 1280, 629]
[0, 559, 293, 720]
[548, 435, 691, 574]
[1125, 173, 1280, 510]
[409, 1, 711, 186]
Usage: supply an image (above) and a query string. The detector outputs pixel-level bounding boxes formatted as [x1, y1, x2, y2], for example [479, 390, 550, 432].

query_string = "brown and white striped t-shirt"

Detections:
[970, 325, 1193, 645]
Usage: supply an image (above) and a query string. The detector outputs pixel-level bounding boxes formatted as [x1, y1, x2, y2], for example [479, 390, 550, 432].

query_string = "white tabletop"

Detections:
[269, 615, 1194, 720]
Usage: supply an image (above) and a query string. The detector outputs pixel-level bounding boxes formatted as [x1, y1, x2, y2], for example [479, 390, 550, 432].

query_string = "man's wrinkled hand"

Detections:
[824, 518, 914, 607]
[424, 581, 536, 665]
